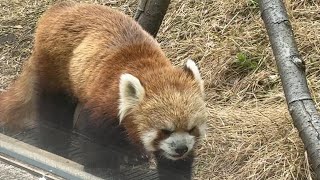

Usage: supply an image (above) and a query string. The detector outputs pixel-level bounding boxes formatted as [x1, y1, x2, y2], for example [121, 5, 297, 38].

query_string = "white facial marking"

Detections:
[118, 73, 145, 123]
[141, 130, 158, 152]
[159, 132, 195, 160]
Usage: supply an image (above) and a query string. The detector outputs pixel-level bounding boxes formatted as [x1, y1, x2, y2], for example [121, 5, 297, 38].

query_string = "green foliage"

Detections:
[249, 0, 259, 8]
[235, 52, 258, 70]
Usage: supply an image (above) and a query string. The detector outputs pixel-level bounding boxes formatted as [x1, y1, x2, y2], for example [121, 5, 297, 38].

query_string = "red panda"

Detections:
[0, 1, 207, 175]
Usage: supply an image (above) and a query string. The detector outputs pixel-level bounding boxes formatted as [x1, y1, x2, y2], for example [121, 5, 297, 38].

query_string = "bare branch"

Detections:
[259, 0, 320, 177]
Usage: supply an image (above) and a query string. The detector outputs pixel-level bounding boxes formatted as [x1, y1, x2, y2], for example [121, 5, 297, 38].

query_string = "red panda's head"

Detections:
[118, 59, 207, 160]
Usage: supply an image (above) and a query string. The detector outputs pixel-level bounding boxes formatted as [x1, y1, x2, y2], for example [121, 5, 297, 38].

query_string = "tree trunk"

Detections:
[259, 0, 320, 178]
[134, 0, 171, 37]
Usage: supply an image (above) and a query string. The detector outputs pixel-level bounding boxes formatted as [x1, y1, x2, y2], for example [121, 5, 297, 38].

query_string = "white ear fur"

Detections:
[184, 59, 205, 96]
[118, 73, 145, 123]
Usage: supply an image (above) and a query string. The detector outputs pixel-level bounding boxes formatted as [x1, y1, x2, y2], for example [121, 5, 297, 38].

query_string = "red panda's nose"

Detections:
[175, 146, 188, 156]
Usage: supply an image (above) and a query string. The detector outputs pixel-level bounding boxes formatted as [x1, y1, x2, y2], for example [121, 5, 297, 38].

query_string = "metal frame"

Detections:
[0, 133, 104, 180]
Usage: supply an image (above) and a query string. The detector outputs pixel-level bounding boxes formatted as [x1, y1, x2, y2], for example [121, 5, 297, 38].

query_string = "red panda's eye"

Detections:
[161, 129, 173, 135]
[189, 127, 196, 133]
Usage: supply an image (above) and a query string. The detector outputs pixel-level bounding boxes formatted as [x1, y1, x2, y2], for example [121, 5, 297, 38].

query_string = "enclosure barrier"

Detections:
[0, 133, 104, 180]
[259, 0, 320, 178]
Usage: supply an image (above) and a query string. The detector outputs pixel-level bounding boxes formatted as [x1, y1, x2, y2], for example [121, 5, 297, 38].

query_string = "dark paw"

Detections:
[124, 153, 150, 166]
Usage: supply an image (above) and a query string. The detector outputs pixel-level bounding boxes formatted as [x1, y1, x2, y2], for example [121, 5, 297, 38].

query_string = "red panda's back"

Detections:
[30, 2, 171, 120]
[32, 2, 165, 94]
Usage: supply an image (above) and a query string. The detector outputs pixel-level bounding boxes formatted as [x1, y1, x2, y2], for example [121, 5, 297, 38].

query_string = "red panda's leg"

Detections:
[36, 91, 76, 129]
[154, 151, 194, 180]
[31, 50, 77, 129]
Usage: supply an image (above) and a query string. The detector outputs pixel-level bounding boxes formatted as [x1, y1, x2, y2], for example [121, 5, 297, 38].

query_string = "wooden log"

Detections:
[259, 0, 320, 177]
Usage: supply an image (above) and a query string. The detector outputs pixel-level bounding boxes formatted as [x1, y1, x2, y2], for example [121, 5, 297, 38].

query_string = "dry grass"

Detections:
[1, 0, 319, 179]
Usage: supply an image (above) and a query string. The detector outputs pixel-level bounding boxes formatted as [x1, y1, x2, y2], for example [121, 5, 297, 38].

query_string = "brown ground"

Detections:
[0, 0, 319, 179]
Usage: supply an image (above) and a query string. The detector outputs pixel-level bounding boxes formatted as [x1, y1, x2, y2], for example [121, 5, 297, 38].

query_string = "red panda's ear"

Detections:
[183, 59, 205, 97]
[118, 73, 145, 123]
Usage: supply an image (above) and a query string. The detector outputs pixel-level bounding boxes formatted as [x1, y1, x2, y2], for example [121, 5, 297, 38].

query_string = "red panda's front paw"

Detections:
[139, 153, 150, 161]
[125, 152, 150, 166]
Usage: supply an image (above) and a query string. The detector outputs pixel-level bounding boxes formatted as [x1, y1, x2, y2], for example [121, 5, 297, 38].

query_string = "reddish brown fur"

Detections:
[0, 58, 37, 129]
[0, 2, 205, 147]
